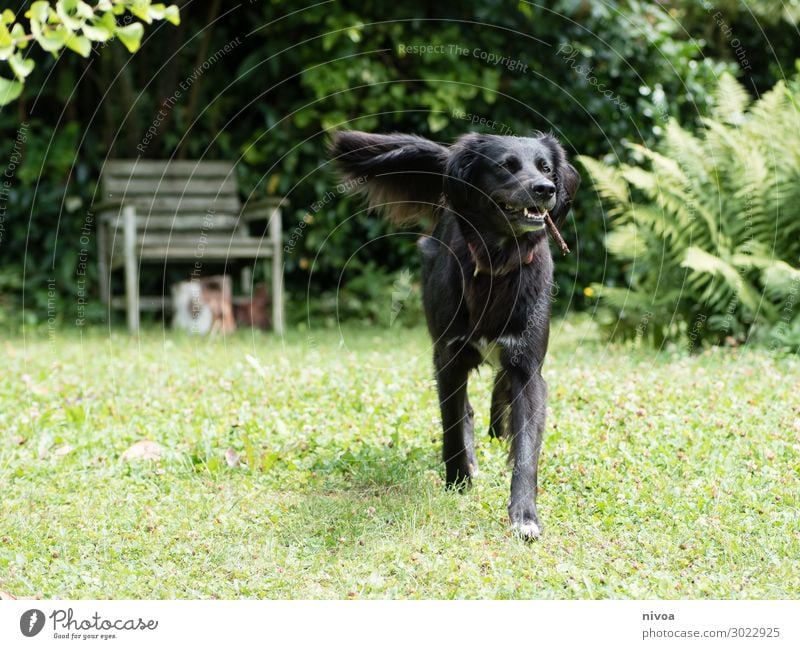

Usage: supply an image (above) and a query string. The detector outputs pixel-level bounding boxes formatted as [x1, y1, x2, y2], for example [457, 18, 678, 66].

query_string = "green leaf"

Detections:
[8, 53, 35, 79]
[115, 22, 144, 52]
[426, 112, 448, 133]
[147, 4, 166, 20]
[56, 0, 84, 32]
[64, 33, 91, 57]
[98, 11, 116, 31]
[163, 5, 180, 25]
[681, 247, 766, 316]
[712, 72, 750, 125]
[0, 75, 23, 105]
[82, 22, 112, 41]
[0, 22, 12, 49]
[577, 155, 630, 215]
[129, 0, 153, 23]
[34, 25, 67, 53]
[1, 9, 14, 24]
[24, 1, 50, 23]
[10, 23, 26, 47]
[762, 261, 800, 300]
[75, 0, 94, 20]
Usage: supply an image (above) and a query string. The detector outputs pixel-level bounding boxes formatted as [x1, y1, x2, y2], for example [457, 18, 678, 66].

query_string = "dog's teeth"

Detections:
[523, 207, 529, 217]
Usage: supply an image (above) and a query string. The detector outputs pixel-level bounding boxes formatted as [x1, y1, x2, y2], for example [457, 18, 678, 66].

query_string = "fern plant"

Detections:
[580, 72, 800, 350]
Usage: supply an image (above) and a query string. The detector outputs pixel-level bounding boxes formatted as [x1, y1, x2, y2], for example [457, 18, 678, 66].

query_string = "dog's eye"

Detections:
[500, 156, 521, 172]
[538, 161, 552, 174]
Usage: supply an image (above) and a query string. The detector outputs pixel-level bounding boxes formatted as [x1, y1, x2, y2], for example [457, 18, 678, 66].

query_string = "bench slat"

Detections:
[103, 176, 238, 197]
[103, 160, 234, 178]
[105, 214, 241, 231]
[138, 233, 262, 246]
[111, 294, 255, 311]
[107, 240, 274, 266]
[138, 244, 274, 260]
[98, 196, 241, 214]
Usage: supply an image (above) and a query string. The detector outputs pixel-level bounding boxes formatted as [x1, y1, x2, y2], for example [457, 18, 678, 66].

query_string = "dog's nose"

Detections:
[530, 180, 555, 200]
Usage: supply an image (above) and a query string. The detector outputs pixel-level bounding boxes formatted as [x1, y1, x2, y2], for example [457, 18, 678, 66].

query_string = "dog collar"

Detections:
[468, 242, 536, 277]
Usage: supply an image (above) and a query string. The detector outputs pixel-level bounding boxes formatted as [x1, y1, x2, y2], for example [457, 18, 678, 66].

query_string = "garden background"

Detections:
[2, 0, 799, 345]
[1, 0, 800, 599]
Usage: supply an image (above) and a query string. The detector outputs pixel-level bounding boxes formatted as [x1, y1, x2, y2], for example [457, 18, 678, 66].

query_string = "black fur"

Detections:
[329, 131, 448, 226]
[330, 130, 580, 538]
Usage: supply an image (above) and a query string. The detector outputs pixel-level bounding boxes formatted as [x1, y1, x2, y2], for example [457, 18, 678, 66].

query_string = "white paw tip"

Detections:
[512, 520, 541, 539]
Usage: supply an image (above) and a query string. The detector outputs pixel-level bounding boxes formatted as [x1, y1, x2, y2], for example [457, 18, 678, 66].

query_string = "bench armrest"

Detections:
[93, 200, 129, 221]
[240, 197, 285, 223]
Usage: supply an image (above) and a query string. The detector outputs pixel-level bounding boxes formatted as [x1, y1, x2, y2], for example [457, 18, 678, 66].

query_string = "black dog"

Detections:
[330, 131, 580, 538]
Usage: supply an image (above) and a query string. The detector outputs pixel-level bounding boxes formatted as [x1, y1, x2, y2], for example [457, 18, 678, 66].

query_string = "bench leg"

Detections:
[241, 265, 253, 296]
[97, 219, 111, 307]
[123, 205, 140, 333]
[270, 208, 284, 335]
[265, 257, 284, 336]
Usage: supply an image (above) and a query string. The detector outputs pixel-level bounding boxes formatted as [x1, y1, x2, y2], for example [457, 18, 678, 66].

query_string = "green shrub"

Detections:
[242, 0, 733, 311]
[6, 1, 795, 326]
[294, 266, 424, 329]
[580, 71, 800, 350]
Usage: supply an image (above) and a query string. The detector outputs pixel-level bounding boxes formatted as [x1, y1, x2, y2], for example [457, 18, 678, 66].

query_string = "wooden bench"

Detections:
[95, 159, 284, 334]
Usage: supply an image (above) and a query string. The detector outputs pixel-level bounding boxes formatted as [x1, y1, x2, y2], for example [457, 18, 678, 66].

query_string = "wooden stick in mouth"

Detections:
[545, 212, 570, 255]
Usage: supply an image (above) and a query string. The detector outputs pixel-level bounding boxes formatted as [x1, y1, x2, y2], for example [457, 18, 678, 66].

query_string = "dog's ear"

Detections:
[538, 133, 580, 225]
[553, 161, 580, 225]
[329, 131, 448, 226]
[442, 134, 481, 212]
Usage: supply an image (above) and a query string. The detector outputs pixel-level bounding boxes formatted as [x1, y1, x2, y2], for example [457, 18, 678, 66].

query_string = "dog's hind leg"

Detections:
[488, 370, 510, 439]
[434, 343, 481, 489]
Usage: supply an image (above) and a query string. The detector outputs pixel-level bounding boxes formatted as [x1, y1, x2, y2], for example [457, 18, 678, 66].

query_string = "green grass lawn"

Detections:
[1, 318, 799, 598]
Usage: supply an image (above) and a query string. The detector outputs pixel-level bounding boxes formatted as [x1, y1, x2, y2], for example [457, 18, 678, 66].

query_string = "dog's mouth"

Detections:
[501, 203, 548, 228]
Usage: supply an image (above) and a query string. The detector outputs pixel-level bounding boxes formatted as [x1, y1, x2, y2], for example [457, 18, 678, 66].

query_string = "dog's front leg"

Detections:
[434, 344, 480, 488]
[506, 364, 547, 539]
[464, 394, 477, 475]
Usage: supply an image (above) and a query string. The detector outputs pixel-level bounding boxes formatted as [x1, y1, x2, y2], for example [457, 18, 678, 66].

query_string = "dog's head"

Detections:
[330, 131, 580, 236]
[445, 133, 580, 235]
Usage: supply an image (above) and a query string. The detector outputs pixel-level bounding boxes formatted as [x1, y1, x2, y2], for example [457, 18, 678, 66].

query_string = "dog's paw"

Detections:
[511, 519, 541, 540]
[488, 422, 507, 439]
[445, 451, 478, 487]
[444, 472, 472, 492]
[508, 503, 542, 541]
